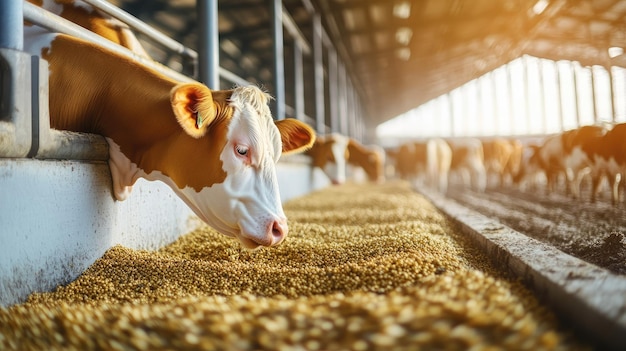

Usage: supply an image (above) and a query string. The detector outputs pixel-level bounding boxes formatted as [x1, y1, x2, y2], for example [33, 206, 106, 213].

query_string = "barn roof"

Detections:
[116, 0, 626, 131]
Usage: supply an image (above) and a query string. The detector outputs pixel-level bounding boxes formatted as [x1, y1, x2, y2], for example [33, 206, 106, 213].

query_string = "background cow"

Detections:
[582, 122, 626, 205]
[347, 139, 386, 183]
[306, 133, 350, 185]
[447, 138, 487, 192]
[388, 138, 451, 193]
[514, 125, 606, 199]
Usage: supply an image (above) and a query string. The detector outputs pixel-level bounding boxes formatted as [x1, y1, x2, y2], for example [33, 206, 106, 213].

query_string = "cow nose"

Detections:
[269, 218, 288, 246]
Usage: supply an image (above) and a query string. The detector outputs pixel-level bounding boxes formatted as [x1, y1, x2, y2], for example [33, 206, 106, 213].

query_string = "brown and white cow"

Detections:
[347, 139, 385, 183]
[482, 138, 515, 188]
[389, 138, 451, 193]
[502, 138, 523, 186]
[514, 125, 606, 198]
[582, 122, 626, 205]
[447, 138, 487, 191]
[24, 23, 315, 249]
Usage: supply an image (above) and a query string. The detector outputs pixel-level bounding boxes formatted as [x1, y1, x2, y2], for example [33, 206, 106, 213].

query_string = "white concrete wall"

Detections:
[0, 156, 327, 306]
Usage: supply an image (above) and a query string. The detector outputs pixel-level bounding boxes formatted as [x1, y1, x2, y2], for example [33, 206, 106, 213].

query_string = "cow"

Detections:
[502, 138, 523, 186]
[447, 138, 487, 192]
[305, 133, 350, 184]
[347, 139, 385, 183]
[389, 139, 451, 193]
[482, 138, 515, 188]
[27, 0, 151, 58]
[582, 122, 626, 205]
[514, 125, 606, 199]
[24, 23, 315, 249]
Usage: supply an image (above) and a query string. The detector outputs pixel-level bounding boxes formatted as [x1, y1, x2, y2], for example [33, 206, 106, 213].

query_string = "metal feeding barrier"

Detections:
[0, 0, 253, 161]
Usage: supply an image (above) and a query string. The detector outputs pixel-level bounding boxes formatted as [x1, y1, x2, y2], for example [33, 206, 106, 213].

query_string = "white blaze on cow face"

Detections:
[192, 87, 288, 249]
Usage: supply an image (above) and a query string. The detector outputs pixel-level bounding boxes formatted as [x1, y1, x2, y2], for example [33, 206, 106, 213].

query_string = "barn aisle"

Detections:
[0, 181, 591, 350]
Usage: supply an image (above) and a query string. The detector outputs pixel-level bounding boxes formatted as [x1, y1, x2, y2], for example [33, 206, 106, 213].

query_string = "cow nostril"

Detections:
[270, 219, 288, 245]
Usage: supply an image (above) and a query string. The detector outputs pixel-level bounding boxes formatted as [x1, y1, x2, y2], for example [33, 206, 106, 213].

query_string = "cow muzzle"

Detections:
[239, 217, 288, 249]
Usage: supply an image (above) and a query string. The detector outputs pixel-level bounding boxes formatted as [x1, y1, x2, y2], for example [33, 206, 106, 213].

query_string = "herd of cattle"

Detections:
[307, 122, 626, 207]
[21, 0, 625, 251]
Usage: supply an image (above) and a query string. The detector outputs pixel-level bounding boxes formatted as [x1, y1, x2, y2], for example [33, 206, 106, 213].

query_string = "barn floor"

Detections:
[446, 183, 626, 275]
[0, 181, 596, 350]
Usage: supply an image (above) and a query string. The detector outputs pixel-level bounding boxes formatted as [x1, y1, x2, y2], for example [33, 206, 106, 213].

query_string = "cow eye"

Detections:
[235, 145, 249, 156]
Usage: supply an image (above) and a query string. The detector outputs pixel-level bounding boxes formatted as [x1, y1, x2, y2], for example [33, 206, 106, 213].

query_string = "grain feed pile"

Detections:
[0, 181, 591, 350]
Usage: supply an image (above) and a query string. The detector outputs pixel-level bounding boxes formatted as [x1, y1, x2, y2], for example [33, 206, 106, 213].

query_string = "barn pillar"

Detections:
[270, 0, 285, 120]
[590, 65, 599, 123]
[537, 59, 547, 133]
[522, 55, 532, 134]
[338, 61, 349, 135]
[328, 49, 339, 133]
[506, 62, 515, 135]
[608, 66, 616, 123]
[292, 41, 305, 121]
[0, 0, 23, 50]
[554, 61, 564, 131]
[571, 62, 582, 127]
[197, 0, 219, 90]
[312, 15, 326, 133]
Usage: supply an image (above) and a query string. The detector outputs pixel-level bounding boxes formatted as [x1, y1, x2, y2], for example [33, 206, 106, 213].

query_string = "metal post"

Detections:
[197, 0, 219, 89]
[328, 49, 338, 133]
[522, 55, 531, 134]
[0, 0, 23, 50]
[490, 71, 499, 135]
[338, 62, 348, 135]
[506, 62, 516, 134]
[554, 61, 564, 131]
[537, 59, 547, 133]
[292, 41, 304, 121]
[608, 66, 616, 123]
[270, 0, 285, 120]
[448, 92, 455, 137]
[571, 62, 581, 127]
[590, 65, 599, 123]
[312, 15, 325, 133]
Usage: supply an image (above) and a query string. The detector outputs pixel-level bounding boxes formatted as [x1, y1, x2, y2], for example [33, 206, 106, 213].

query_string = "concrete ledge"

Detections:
[0, 155, 326, 307]
[418, 187, 626, 351]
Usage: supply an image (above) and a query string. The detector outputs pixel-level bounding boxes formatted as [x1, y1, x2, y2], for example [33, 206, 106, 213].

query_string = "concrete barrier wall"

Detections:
[0, 156, 328, 306]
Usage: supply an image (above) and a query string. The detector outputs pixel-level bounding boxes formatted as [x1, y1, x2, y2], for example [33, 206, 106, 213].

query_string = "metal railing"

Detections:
[0, 0, 253, 160]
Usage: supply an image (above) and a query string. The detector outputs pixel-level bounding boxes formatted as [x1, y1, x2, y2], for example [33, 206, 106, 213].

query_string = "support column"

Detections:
[312, 15, 325, 133]
[292, 41, 304, 121]
[590, 66, 599, 123]
[571, 62, 581, 127]
[554, 61, 564, 131]
[608, 66, 616, 122]
[270, 0, 285, 120]
[197, 0, 219, 89]
[328, 49, 338, 133]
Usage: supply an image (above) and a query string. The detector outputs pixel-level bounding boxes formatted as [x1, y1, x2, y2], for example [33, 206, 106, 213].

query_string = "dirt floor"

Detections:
[445, 181, 626, 276]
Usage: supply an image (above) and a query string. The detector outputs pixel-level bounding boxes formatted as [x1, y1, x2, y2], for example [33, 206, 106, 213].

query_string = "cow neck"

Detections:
[46, 35, 231, 191]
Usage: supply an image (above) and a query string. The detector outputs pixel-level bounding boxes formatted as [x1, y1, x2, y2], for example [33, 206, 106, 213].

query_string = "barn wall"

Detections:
[0, 157, 327, 307]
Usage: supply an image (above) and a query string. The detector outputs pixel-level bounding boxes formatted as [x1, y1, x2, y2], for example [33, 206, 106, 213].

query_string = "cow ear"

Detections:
[275, 119, 316, 155]
[170, 83, 216, 138]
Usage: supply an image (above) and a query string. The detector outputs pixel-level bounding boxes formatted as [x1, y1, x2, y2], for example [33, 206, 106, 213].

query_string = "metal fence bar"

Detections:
[23, 2, 194, 84]
[81, 0, 198, 61]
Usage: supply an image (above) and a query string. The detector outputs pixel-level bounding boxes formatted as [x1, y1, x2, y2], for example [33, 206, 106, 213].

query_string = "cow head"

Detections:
[126, 84, 315, 249]
[169, 84, 315, 248]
